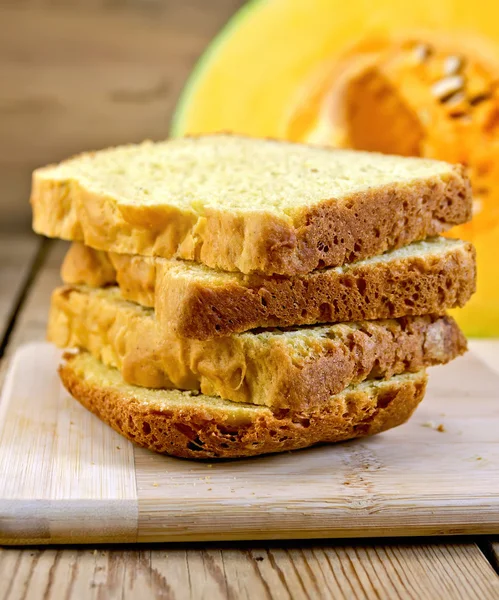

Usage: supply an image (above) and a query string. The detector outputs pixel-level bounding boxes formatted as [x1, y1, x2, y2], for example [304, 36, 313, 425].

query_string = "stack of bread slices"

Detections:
[31, 135, 476, 459]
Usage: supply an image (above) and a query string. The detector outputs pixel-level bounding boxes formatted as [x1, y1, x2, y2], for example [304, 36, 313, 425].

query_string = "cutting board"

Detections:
[0, 342, 498, 545]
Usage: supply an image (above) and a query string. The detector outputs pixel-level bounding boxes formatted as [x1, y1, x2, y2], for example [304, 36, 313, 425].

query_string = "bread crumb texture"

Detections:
[49, 284, 466, 410]
[61, 237, 476, 338]
[60, 352, 428, 459]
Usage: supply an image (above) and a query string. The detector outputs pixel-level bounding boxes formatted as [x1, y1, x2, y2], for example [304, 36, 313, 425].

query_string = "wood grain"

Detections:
[3, 0, 498, 593]
[0, 1, 245, 229]
[0, 234, 40, 346]
[0, 240, 65, 389]
[1, 339, 499, 544]
[1, 241, 67, 355]
[0, 542, 498, 600]
[479, 352, 499, 574]
[0, 344, 137, 544]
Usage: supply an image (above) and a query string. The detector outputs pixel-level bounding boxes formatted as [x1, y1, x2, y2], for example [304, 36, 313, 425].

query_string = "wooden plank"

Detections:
[2, 241, 67, 354]
[0, 344, 137, 544]
[0, 240, 137, 544]
[0, 542, 498, 600]
[0, 1, 245, 228]
[0, 240, 66, 389]
[134, 346, 499, 541]
[1, 340, 499, 543]
[477, 349, 499, 575]
[474, 340, 499, 570]
[0, 234, 40, 347]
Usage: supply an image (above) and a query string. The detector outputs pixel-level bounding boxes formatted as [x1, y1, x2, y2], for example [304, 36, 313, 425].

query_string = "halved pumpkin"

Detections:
[171, 0, 499, 336]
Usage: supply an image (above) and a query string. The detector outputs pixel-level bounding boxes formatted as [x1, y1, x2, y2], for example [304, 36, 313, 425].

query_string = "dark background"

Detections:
[0, 0, 245, 230]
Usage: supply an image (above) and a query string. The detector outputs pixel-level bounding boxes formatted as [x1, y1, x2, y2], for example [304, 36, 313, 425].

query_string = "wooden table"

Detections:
[0, 235, 498, 599]
[2, 1, 499, 597]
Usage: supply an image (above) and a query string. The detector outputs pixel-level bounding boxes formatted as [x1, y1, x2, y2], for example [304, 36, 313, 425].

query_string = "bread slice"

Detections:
[61, 237, 476, 339]
[32, 135, 471, 276]
[48, 284, 464, 410]
[59, 352, 428, 459]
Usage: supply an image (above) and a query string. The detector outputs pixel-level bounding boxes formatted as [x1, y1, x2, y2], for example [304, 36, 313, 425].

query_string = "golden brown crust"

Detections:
[31, 135, 472, 275]
[62, 239, 476, 339]
[281, 167, 471, 274]
[48, 285, 465, 410]
[59, 353, 428, 459]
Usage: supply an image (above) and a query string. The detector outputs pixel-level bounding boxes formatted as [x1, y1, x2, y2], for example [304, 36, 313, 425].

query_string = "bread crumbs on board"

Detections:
[422, 420, 446, 432]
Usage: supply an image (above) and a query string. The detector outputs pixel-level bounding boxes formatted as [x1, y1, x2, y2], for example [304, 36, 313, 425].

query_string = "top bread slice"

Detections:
[62, 237, 476, 339]
[32, 135, 471, 276]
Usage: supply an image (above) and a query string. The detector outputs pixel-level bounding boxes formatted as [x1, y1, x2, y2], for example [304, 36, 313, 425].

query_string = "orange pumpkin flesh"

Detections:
[172, 0, 499, 336]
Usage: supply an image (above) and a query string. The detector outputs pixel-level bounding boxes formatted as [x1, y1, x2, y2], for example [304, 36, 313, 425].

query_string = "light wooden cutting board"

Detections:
[0, 342, 498, 545]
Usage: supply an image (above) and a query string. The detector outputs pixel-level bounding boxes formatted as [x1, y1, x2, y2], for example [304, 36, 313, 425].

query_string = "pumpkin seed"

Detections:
[431, 75, 465, 102]
[443, 55, 464, 76]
